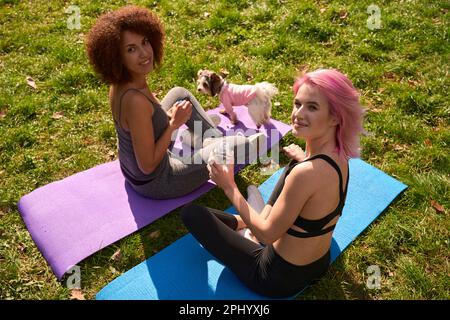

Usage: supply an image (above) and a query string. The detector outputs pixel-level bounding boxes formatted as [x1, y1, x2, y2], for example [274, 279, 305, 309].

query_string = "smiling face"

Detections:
[291, 83, 338, 140]
[120, 30, 154, 80]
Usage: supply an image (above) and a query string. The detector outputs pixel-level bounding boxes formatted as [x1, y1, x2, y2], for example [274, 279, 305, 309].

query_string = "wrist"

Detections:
[223, 183, 238, 197]
[168, 120, 178, 131]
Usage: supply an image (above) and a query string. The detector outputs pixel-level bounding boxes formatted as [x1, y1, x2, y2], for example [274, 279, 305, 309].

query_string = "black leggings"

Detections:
[180, 204, 331, 298]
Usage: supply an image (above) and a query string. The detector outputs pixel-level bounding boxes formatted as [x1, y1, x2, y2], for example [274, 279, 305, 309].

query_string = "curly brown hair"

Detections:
[86, 6, 165, 84]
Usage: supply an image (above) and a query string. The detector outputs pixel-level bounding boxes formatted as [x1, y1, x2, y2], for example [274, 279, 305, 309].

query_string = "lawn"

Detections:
[0, 0, 448, 300]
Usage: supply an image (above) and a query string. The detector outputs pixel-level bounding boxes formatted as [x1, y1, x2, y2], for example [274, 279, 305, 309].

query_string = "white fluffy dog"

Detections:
[196, 69, 278, 128]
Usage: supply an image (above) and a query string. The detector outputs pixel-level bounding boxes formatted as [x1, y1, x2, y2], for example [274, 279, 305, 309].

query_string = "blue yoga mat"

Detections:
[96, 159, 407, 300]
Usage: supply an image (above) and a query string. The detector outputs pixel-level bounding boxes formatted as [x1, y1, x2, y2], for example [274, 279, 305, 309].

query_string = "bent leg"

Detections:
[181, 204, 263, 288]
[161, 87, 222, 138]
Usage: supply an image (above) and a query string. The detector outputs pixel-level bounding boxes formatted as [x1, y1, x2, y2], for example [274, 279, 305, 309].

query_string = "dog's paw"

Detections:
[230, 113, 238, 124]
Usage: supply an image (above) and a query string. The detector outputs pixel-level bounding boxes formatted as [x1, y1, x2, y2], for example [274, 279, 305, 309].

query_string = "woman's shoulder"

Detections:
[289, 155, 342, 183]
[120, 88, 155, 116]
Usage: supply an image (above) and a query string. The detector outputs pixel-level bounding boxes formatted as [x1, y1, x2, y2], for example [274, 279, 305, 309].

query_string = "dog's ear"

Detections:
[210, 73, 222, 97]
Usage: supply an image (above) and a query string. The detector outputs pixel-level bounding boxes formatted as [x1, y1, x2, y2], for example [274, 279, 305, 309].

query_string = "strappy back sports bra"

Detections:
[267, 154, 349, 238]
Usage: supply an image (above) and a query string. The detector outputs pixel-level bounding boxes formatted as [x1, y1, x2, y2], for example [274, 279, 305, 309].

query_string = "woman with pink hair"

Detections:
[181, 69, 365, 298]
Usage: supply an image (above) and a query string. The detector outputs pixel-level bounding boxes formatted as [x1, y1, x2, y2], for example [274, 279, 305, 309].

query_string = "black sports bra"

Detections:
[267, 154, 349, 238]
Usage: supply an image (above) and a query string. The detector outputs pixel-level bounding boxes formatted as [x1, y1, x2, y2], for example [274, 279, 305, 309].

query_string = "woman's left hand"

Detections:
[166, 107, 174, 119]
[207, 161, 236, 192]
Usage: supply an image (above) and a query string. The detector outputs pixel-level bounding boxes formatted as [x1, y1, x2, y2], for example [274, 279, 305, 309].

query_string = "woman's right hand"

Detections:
[282, 144, 305, 161]
[169, 100, 192, 129]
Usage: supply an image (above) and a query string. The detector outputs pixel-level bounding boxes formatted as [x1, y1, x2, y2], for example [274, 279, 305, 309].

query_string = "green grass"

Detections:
[1, 0, 449, 300]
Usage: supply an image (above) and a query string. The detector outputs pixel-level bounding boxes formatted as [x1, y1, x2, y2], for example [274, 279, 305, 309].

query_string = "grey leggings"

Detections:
[132, 87, 251, 199]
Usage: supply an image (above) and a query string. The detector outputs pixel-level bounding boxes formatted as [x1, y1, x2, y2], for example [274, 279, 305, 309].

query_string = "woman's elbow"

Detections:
[257, 226, 278, 245]
[260, 234, 277, 245]
[138, 161, 157, 175]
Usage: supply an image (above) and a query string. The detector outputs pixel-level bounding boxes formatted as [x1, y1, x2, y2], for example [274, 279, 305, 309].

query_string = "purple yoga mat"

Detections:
[18, 106, 291, 279]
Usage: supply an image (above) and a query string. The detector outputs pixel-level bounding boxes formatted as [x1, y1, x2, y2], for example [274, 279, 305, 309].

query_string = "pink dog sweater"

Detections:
[219, 82, 258, 115]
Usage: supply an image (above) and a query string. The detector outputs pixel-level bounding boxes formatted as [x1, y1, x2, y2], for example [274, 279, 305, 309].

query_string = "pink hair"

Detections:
[293, 69, 365, 159]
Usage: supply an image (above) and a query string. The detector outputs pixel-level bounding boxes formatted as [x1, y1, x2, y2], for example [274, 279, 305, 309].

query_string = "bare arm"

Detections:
[125, 93, 192, 174]
[209, 161, 316, 244]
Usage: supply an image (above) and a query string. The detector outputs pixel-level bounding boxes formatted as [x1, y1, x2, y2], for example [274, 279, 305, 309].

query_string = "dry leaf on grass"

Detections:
[149, 230, 160, 239]
[339, 10, 348, 19]
[52, 112, 64, 119]
[70, 289, 85, 300]
[430, 200, 445, 214]
[17, 243, 26, 253]
[109, 266, 119, 274]
[26, 76, 37, 89]
[110, 249, 122, 262]
[219, 68, 229, 77]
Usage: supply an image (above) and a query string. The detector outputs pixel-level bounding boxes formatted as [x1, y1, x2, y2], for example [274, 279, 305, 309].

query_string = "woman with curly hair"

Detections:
[86, 6, 261, 199]
[181, 69, 365, 298]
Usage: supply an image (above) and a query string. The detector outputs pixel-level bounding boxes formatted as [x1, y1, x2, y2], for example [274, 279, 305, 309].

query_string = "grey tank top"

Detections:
[113, 88, 170, 184]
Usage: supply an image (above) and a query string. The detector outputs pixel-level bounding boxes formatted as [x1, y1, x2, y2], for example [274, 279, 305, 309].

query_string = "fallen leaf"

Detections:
[0, 206, 10, 217]
[110, 249, 122, 262]
[339, 10, 348, 19]
[70, 289, 85, 300]
[320, 7, 326, 13]
[109, 266, 118, 274]
[52, 111, 64, 119]
[274, 102, 281, 107]
[393, 144, 407, 151]
[297, 64, 310, 75]
[383, 72, 397, 80]
[431, 200, 445, 214]
[203, 12, 210, 18]
[17, 243, 26, 253]
[83, 138, 94, 145]
[26, 76, 37, 89]
[219, 68, 229, 77]
[0, 111, 6, 119]
[424, 139, 432, 146]
[149, 230, 160, 239]
[378, 87, 385, 93]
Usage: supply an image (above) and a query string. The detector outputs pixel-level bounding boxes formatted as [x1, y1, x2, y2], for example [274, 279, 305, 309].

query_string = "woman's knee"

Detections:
[167, 86, 191, 99]
[180, 203, 207, 229]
